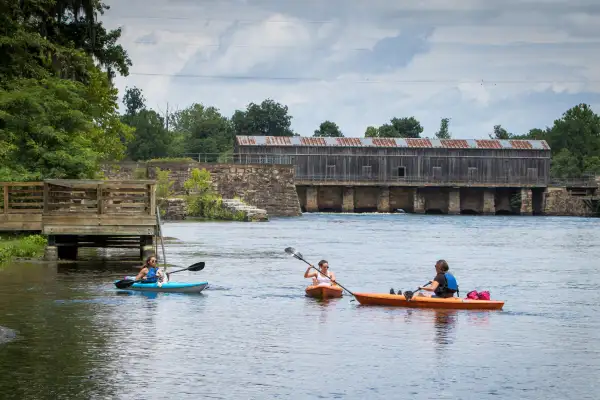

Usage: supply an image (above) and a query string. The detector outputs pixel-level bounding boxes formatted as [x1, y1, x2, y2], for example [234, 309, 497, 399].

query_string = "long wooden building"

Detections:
[233, 136, 551, 215]
[234, 136, 551, 185]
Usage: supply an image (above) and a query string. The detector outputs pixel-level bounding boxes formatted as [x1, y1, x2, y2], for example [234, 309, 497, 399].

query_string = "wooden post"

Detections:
[43, 182, 49, 213]
[149, 184, 156, 215]
[3, 183, 8, 214]
[97, 184, 103, 215]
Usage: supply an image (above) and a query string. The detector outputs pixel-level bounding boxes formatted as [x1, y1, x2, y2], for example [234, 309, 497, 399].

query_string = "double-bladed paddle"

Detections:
[403, 281, 432, 300]
[284, 247, 355, 297]
[114, 261, 206, 289]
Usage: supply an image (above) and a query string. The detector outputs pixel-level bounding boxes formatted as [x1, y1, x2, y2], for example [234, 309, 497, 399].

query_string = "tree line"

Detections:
[1, 1, 599, 180]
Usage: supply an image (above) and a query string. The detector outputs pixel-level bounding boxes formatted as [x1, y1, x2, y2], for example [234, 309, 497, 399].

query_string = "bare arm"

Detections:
[304, 266, 317, 278]
[135, 267, 148, 280]
[329, 271, 336, 284]
[420, 280, 437, 292]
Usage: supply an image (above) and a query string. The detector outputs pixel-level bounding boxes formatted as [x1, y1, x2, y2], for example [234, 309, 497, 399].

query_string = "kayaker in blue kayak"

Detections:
[411, 259, 459, 299]
[135, 256, 166, 286]
[304, 260, 337, 286]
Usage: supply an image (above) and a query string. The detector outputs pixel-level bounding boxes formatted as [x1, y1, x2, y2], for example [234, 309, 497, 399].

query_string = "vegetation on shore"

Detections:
[0, 234, 47, 264]
[154, 167, 245, 221]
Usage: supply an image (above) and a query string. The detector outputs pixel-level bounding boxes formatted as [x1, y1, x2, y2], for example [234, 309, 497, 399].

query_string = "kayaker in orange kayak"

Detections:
[135, 255, 165, 286]
[411, 259, 459, 299]
[304, 260, 336, 286]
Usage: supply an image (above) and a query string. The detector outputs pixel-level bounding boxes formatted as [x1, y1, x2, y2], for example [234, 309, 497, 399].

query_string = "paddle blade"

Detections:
[188, 262, 205, 272]
[114, 279, 136, 289]
[284, 247, 304, 260]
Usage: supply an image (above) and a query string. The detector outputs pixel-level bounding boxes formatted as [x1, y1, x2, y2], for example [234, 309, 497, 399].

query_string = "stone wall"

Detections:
[102, 161, 301, 217]
[544, 188, 593, 217]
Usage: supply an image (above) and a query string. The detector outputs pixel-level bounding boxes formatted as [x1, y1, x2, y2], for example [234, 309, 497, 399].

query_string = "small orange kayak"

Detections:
[353, 293, 504, 310]
[305, 284, 343, 299]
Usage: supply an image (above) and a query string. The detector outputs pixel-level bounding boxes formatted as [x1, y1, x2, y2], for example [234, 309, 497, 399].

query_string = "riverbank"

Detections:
[0, 234, 47, 264]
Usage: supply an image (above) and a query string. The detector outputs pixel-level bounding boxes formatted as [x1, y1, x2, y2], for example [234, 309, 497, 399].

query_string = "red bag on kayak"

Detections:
[477, 291, 490, 300]
[466, 290, 479, 300]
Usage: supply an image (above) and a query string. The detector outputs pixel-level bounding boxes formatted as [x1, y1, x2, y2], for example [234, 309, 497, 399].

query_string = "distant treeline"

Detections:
[1, 1, 598, 181]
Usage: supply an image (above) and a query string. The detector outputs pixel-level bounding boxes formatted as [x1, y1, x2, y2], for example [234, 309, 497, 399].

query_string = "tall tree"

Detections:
[435, 118, 451, 139]
[545, 103, 600, 173]
[364, 117, 423, 138]
[364, 126, 378, 138]
[171, 103, 234, 157]
[389, 117, 423, 138]
[489, 124, 512, 139]
[0, 0, 133, 180]
[232, 99, 294, 137]
[314, 120, 343, 137]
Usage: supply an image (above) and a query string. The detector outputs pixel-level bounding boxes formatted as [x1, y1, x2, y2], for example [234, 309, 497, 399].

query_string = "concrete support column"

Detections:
[306, 186, 318, 212]
[413, 189, 425, 214]
[448, 189, 460, 215]
[342, 187, 354, 213]
[520, 188, 533, 215]
[483, 189, 495, 215]
[377, 187, 390, 213]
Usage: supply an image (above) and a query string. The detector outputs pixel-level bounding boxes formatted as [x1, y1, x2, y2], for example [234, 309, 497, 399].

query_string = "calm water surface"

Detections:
[1, 214, 599, 399]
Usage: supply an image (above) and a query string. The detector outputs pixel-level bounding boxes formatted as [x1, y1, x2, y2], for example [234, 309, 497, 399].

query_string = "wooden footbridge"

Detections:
[0, 180, 158, 260]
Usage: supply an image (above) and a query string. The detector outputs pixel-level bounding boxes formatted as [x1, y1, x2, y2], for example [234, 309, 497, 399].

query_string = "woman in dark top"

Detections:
[413, 259, 459, 299]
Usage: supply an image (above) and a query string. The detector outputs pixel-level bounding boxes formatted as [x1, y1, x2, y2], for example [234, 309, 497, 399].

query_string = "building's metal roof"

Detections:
[236, 136, 550, 150]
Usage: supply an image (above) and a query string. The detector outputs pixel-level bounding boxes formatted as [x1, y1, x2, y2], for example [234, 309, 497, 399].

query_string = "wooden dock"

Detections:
[1, 180, 158, 260]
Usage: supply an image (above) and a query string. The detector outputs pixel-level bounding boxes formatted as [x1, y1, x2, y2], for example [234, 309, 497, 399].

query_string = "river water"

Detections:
[1, 214, 599, 399]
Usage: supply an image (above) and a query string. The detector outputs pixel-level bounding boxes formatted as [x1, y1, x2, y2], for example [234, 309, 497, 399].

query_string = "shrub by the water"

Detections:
[0, 234, 48, 264]
[183, 168, 245, 221]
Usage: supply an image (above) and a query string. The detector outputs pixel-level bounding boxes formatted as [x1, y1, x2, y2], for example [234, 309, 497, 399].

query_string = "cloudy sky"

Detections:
[101, 0, 600, 139]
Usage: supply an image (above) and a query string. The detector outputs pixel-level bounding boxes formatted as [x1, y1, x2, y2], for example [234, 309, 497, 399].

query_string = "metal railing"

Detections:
[174, 153, 598, 188]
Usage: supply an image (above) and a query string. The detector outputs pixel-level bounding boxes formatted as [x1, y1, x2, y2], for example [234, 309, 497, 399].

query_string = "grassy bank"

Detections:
[0, 234, 47, 264]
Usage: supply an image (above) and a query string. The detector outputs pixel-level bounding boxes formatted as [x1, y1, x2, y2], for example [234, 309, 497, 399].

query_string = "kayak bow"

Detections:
[353, 292, 504, 310]
[305, 284, 343, 299]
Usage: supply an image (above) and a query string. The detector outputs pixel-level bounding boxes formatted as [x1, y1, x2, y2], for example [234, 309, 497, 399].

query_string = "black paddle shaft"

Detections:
[285, 247, 355, 296]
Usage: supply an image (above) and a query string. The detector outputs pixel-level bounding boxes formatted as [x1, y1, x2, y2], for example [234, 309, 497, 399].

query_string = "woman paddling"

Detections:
[410, 259, 458, 299]
[304, 260, 337, 287]
[135, 255, 166, 286]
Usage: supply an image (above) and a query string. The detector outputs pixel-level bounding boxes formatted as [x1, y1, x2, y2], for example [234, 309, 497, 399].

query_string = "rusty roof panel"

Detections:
[235, 136, 550, 150]
[300, 137, 327, 146]
[475, 139, 502, 149]
[371, 138, 398, 147]
[509, 140, 533, 150]
[265, 136, 292, 145]
[440, 139, 470, 149]
[406, 138, 433, 148]
[336, 137, 363, 147]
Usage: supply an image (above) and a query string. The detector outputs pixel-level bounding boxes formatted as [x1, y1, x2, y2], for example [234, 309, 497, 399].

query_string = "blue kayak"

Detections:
[115, 278, 209, 293]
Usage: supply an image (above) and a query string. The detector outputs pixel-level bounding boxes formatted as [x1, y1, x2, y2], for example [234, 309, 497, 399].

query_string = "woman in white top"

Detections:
[304, 260, 336, 286]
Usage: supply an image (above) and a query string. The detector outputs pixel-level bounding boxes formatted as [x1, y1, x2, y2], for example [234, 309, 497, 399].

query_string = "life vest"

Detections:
[144, 267, 159, 283]
[444, 272, 459, 295]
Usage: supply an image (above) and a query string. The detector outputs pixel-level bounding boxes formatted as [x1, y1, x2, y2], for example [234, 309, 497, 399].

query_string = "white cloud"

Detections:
[102, 0, 600, 139]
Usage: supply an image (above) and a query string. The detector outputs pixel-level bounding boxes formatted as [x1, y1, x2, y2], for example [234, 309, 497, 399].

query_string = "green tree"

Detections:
[550, 148, 581, 178]
[120, 87, 173, 160]
[435, 118, 451, 139]
[314, 120, 343, 137]
[365, 117, 423, 138]
[389, 117, 423, 138]
[122, 86, 146, 116]
[489, 124, 512, 139]
[0, 72, 133, 180]
[232, 99, 294, 136]
[545, 103, 600, 173]
[172, 103, 234, 157]
[0, 0, 133, 180]
[364, 126, 378, 137]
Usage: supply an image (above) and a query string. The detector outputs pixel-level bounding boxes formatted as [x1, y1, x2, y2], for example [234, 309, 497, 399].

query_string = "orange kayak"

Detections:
[305, 285, 343, 299]
[353, 293, 504, 310]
